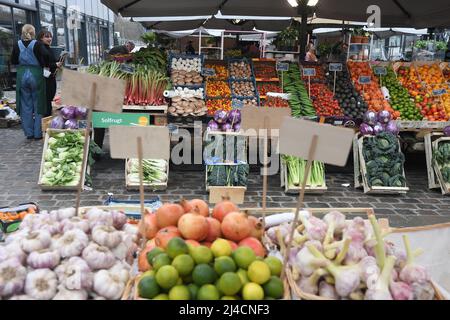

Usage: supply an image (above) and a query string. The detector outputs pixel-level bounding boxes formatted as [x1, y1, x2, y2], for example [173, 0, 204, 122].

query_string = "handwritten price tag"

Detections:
[276, 62, 289, 72]
[373, 66, 387, 76]
[358, 76, 372, 84]
[303, 68, 316, 77]
[329, 63, 343, 72]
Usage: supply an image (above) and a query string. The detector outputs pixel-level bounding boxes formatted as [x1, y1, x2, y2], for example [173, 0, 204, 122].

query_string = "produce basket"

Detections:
[230, 78, 258, 98]
[38, 129, 90, 191]
[424, 132, 446, 190]
[228, 58, 255, 81]
[280, 156, 327, 194]
[431, 137, 450, 195]
[252, 59, 279, 82]
[125, 159, 169, 192]
[168, 53, 205, 73]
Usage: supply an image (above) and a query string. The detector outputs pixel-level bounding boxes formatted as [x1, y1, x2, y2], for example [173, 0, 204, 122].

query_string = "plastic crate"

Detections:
[228, 58, 255, 81]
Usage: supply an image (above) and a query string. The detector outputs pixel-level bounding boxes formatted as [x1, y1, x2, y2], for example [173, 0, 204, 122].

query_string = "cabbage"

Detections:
[377, 110, 392, 124]
[444, 126, 450, 137]
[50, 116, 65, 129]
[363, 111, 377, 126]
[359, 123, 374, 136]
[60, 106, 76, 119]
[228, 109, 241, 124]
[75, 107, 88, 119]
[385, 120, 399, 136]
[214, 110, 228, 124]
[64, 119, 78, 130]
[207, 120, 220, 132]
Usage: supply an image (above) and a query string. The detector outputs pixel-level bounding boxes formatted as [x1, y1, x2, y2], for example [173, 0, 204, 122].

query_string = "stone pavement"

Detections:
[1, 127, 449, 228]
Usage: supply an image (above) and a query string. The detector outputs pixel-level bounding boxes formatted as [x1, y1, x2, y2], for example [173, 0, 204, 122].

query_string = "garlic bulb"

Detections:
[20, 213, 49, 231]
[82, 243, 116, 270]
[2, 242, 27, 264]
[112, 233, 138, 264]
[55, 229, 89, 258]
[111, 210, 128, 230]
[53, 285, 88, 300]
[122, 224, 139, 243]
[21, 230, 52, 253]
[64, 257, 93, 291]
[7, 228, 31, 244]
[50, 208, 76, 222]
[25, 269, 58, 300]
[93, 270, 125, 300]
[39, 220, 62, 236]
[0, 258, 27, 297]
[54, 259, 70, 283]
[85, 208, 113, 229]
[9, 295, 35, 300]
[61, 217, 90, 233]
[92, 226, 122, 249]
[27, 249, 61, 270]
[109, 262, 131, 284]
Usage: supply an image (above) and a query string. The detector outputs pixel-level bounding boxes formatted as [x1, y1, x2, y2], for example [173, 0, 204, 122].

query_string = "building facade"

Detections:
[1, 0, 115, 89]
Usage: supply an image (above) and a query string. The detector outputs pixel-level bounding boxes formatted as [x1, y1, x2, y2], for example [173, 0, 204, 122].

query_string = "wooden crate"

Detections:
[280, 157, 327, 194]
[424, 132, 444, 189]
[432, 137, 450, 195]
[41, 116, 52, 135]
[38, 129, 89, 191]
[356, 135, 409, 194]
[125, 159, 168, 191]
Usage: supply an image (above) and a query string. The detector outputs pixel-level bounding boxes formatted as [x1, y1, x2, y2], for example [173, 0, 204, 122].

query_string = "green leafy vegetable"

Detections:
[282, 155, 325, 188]
[207, 165, 249, 187]
[433, 141, 450, 184]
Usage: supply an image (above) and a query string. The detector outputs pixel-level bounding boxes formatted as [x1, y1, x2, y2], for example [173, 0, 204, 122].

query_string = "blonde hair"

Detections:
[21, 24, 36, 41]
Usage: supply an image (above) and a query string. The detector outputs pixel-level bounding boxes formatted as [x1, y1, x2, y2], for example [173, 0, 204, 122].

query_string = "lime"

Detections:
[214, 256, 237, 276]
[263, 276, 284, 299]
[218, 272, 242, 296]
[155, 265, 179, 290]
[211, 239, 232, 257]
[172, 254, 195, 276]
[192, 264, 218, 286]
[237, 269, 249, 286]
[264, 256, 283, 277]
[166, 237, 189, 258]
[187, 284, 199, 300]
[191, 246, 214, 264]
[169, 285, 191, 300]
[152, 253, 172, 271]
[197, 284, 220, 300]
[242, 283, 264, 300]
[138, 275, 160, 299]
[147, 248, 165, 265]
[232, 246, 256, 269]
[153, 293, 169, 300]
[247, 261, 271, 285]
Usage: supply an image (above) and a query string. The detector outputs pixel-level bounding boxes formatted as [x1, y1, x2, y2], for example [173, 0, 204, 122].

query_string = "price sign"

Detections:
[302, 68, 316, 77]
[373, 66, 387, 76]
[329, 63, 343, 72]
[120, 64, 135, 74]
[433, 88, 447, 96]
[276, 62, 289, 72]
[232, 99, 244, 109]
[202, 68, 216, 77]
[358, 76, 372, 84]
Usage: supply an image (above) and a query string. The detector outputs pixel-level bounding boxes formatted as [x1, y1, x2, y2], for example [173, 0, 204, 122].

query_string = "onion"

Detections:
[377, 110, 391, 124]
[359, 123, 374, 136]
[214, 110, 228, 124]
[363, 111, 377, 126]
[207, 120, 220, 132]
[385, 120, 399, 136]
[373, 122, 384, 135]
[50, 116, 65, 129]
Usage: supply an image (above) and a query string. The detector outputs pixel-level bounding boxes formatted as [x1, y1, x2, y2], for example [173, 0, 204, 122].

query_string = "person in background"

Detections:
[247, 42, 260, 58]
[10, 24, 47, 140]
[109, 41, 135, 55]
[38, 30, 62, 117]
[185, 41, 195, 54]
[305, 43, 318, 63]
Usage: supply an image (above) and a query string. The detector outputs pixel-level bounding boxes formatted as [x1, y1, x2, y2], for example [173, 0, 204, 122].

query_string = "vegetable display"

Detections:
[257, 83, 282, 96]
[229, 60, 253, 80]
[360, 110, 399, 136]
[169, 88, 207, 117]
[283, 64, 316, 117]
[282, 156, 325, 188]
[170, 57, 202, 73]
[310, 83, 343, 117]
[375, 67, 422, 121]
[50, 106, 88, 130]
[207, 110, 242, 133]
[362, 132, 406, 188]
[204, 64, 228, 80]
[0, 207, 138, 300]
[301, 65, 325, 82]
[232, 98, 258, 108]
[326, 65, 368, 119]
[206, 81, 231, 98]
[433, 140, 450, 184]
[231, 81, 257, 97]
[207, 165, 250, 187]
[253, 62, 278, 79]
[127, 159, 168, 185]
[131, 48, 167, 74]
[170, 70, 203, 87]
[415, 64, 450, 117]
[262, 97, 289, 108]
[206, 99, 232, 116]
[267, 212, 436, 300]
[40, 131, 85, 187]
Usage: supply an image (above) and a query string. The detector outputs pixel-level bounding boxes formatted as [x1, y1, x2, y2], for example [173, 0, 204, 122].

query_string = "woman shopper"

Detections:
[38, 30, 62, 117]
[10, 24, 48, 140]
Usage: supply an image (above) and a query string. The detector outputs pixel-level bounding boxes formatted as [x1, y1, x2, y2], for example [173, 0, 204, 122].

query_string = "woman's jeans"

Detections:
[20, 70, 42, 138]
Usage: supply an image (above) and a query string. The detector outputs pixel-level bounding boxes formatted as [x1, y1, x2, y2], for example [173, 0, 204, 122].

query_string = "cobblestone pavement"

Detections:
[1, 127, 449, 228]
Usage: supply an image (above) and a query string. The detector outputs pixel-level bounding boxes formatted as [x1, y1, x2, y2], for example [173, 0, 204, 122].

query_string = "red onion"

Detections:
[74, 107, 88, 120]
[319, 281, 339, 299]
[411, 281, 435, 300]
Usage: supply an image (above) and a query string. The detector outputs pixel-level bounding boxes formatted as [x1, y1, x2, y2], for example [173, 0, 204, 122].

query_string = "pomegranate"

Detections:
[178, 212, 209, 241]
[212, 197, 239, 222]
[248, 216, 264, 240]
[205, 217, 222, 242]
[228, 240, 238, 251]
[181, 199, 209, 217]
[239, 237, 266, 257]
[221, 212, 251, 242]
[138, 210, 158, 240]
[155, 226, 181, 249]
[155, 203, 185, 228]
[138, 239, 156, 272]
[185, 240, 201, 247]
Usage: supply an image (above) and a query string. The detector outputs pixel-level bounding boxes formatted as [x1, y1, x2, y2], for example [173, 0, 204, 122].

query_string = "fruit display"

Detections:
[283, 64, 316, 117]
[257, 83, 282, 96]
[253, 61, 278, 80]
[126, 159, 168, 185]
[397, 66, 448, 121]
[170, 57, 203, 86]
[267, 211, 436, 300]
[231, 81, 257, 97]
[232, 98, 258, 108]
[301, 65, 326, 82]
[310, 83, 343, 117]
[375, 67, 423, 121]
[347, 62, 396, 117]
[416, 64, 450, 117]
[204, 64, 228, 80]
[326, 65, 368, 119]
[262, 97, 289, 108]
[49, 106, 88, 130]
[135, 199, 285, 300]
[207, 110, 242, 133]
[206, 99, 232, 116]
[229, 60, 253, 80]
[206, 81, 231, 98]
[0, 207, 139, 300]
